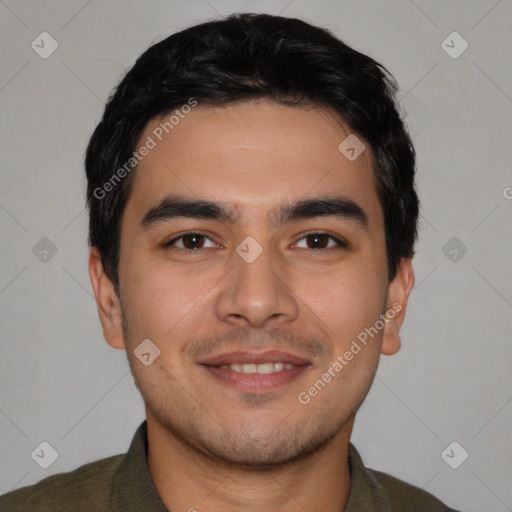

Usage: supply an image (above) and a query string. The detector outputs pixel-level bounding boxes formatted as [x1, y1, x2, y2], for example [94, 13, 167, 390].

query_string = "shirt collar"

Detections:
[111, 421, 168, 511]
[344, 443, 393, 511]
[110, 421, 388, 512]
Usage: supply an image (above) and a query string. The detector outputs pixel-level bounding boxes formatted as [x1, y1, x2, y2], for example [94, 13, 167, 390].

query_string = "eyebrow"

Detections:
[140, 194, 368, 230]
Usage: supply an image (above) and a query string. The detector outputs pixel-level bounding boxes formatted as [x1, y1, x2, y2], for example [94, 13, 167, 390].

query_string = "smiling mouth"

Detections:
[201, 364, 309, 392]
[199, 351, 311, 392]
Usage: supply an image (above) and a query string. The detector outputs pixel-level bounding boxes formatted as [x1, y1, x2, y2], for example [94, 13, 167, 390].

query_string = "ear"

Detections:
[88, 246, 126, 350]
[381, 258, 415, 356]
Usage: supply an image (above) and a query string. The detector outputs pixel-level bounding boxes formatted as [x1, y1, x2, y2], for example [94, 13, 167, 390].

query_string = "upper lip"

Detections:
[198, 350, 311, 366]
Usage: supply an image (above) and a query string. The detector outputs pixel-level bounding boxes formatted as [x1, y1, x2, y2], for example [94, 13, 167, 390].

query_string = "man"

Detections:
[0, 12, 462, 512]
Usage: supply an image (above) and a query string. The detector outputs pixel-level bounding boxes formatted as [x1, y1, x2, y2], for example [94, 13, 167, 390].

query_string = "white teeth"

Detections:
[226, 362, 295, 374]
[241, 364, 257, 374]
[257, 363, 275, 374]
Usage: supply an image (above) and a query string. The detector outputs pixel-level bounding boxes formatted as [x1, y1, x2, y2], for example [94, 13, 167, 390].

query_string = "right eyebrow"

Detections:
[140, 195, 238, 230]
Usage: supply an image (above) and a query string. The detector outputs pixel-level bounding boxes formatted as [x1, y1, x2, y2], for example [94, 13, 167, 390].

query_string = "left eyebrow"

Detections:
[139, 194, 369, 231]
[273, 197, 369, 230]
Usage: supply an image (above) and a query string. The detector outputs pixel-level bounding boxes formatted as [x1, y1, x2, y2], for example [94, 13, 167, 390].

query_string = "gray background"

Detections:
[0, 1, 511, 510]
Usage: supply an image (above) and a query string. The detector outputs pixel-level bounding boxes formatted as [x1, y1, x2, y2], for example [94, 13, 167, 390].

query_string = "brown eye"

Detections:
[305, 234, 329, 249]
[295, 232, 346, 250]
[181, 234, 205, 249]
[165, 233, 217, 250]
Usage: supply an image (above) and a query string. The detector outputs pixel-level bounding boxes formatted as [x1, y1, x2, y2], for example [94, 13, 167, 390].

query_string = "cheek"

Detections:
[298, 265, 387, 343]
[120, 259, 220, 343]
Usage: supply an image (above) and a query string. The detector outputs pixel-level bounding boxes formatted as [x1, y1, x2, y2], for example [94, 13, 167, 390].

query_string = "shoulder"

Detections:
[0, 454, 124, 512]
[347, 443, 462, 511]
[365, 466, 461, 511]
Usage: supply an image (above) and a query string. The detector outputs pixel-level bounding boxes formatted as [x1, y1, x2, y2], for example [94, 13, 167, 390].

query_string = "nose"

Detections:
[215, 240, 299, 329]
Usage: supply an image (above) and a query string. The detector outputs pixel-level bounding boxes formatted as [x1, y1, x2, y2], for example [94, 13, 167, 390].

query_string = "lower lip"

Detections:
[200, 365, 309, 392]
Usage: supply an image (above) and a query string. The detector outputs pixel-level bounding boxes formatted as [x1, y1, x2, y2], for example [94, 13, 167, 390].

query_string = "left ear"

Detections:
[381, 258, 415, 356]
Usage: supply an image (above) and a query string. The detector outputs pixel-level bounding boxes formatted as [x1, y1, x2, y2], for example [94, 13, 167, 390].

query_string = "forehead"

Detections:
[123, 100, 382, 227]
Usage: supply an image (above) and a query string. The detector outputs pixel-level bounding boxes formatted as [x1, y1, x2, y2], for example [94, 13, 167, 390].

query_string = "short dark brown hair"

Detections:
[85, 12, 419, 294]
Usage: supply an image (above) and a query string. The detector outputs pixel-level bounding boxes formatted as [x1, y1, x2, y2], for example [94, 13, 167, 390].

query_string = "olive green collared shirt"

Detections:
[0, 421, 461, 512]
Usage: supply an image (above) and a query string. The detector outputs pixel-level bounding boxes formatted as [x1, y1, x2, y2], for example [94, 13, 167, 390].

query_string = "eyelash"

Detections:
[163, 231, 348, 251]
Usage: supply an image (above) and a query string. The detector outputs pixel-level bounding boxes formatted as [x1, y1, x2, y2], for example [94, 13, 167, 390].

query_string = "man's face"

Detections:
[93, 99, 412, 468]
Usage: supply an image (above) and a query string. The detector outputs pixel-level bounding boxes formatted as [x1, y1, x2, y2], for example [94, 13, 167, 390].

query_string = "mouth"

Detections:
[198, 350, 312, 392]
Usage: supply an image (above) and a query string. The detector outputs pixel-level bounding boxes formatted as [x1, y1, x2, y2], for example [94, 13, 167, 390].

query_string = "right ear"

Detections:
[88, 247, 126, 349]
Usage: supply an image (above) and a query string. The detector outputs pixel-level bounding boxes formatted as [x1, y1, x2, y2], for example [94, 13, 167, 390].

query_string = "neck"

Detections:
[146, 414, 353, 512]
